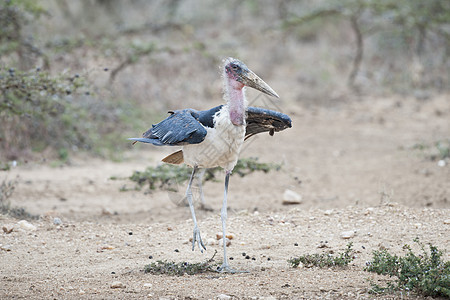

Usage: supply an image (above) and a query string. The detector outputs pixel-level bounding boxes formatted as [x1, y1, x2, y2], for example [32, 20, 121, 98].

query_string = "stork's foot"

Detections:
[216, 263, 248, 274]
[192, 226, 206, 252]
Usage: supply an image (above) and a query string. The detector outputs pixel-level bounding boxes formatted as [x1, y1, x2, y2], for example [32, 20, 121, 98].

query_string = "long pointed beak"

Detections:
[242, 70, 280, 98]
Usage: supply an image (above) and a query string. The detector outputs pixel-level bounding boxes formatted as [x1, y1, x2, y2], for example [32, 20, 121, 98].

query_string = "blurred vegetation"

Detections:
[284, 0, 450, 90]
[123, 157, 281, 192]
[0, 0, 448, 163]
[411, 139, 450, 161]
[366, 238, 449, 297]
[0, 176, 38, 219]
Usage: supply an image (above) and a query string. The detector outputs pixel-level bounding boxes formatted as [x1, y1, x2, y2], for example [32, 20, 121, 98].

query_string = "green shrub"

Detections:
[366, 238, 450, 297]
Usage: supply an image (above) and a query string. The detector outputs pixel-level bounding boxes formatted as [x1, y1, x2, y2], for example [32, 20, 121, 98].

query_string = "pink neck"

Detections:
[226, 80, 246, 126]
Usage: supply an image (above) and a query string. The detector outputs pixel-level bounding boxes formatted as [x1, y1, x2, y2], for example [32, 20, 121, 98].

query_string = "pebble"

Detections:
[219, 238, 231, 247]
[340, 231, 356, 239]
[17, 220, 37, 231]
[216, 232, 235, 240]
[110, 281, 126, 289]
[282, 189, 302, 205]
[324, 209, 333, 216]
[0, 244, 12, 251]
[53, 218, 62, 225]
[143, 283, 152, 288]
[207, 238, 217, 246]
[444, 219, 450, 225]
[217, 294, 231, 300]
[2, 224, 14, 234]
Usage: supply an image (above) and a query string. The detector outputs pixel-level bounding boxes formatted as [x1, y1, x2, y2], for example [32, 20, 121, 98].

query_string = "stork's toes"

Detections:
[192, 227, 206, 252]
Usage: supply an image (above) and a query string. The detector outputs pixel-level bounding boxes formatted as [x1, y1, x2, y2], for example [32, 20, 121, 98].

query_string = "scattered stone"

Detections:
[444, 219, 450, 225]
[324, 209, 333, 216]
[79, 289, 86, 295]
[143, 283, 152, 288]
[340, 231, 356, 239]
[317, 241, 329, 248]
[219, 238, 231, 247]
[53, 218, 62, 225]
[0, 244, 12, 251]
[216, 232, 235, 240]
[437, 160, 446, 167]
[217, 294, 231, 300]
[378, 242, 391, 250]
[282, 189, 302, 205]
[101, 208, 114, 216]
[110, 281, 126, 289]
[17, 220, 36, 231]
[2, 224, 14, 234]
[97, 245, 115, 252]
[207, 238, 217, 246]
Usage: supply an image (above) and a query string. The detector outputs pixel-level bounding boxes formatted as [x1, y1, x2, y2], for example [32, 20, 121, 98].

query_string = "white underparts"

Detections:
[182, 105, 246, 170]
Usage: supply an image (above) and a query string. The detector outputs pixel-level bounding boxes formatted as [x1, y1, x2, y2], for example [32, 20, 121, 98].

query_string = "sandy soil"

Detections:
[1, 95, 449, 299]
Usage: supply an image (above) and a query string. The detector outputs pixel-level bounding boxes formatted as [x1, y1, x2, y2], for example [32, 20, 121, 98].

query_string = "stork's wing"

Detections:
[129, 109, 207, 146]
[245, 107, 292, 140]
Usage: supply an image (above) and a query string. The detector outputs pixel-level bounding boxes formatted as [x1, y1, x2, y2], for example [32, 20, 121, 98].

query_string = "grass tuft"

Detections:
[144, 251, 219, 276]
[365, 238, 450, 298]
[288, 242, 355, 268]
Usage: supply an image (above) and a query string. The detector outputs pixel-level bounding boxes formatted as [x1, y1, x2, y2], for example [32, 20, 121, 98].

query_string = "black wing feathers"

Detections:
[130, 105, 292, 146]
[130, 109, 208, 146]
[245, 107, 292, 140]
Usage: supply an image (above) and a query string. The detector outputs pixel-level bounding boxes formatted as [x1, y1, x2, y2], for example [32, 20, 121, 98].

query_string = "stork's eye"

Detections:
[231, 64, 239, 71]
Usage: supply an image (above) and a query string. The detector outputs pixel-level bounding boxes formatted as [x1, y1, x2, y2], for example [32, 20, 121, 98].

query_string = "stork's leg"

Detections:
[217, 170, 245, 273]
[186, 166, 206, 252]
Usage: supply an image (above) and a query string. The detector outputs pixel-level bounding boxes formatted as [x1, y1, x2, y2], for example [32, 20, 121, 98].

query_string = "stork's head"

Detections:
[223, 57, 279, 98]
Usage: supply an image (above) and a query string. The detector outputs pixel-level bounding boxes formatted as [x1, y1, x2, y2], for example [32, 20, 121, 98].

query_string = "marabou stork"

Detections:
[130, 57, 292, 272]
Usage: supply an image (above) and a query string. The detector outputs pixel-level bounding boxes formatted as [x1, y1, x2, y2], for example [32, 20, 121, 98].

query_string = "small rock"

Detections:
[324, 209, 333, 216]
[219, 238, 231, 247]
[2, 224, 14, 234]
[0, 244, 12, 251]
[79, 289, 86, 295]
[282, 189, 302, 205]
[110, 281, 126, 289]
[443, 219, 450, 225]
[217, 294, 231, 300]
[340, 231, 355, 239]
[437, 160, 446, 167]
[143, 283, 152, 288]
[53, 218, 62, 225]
[17, 220, 36, 231]
[378, 242, 391, 250]
[207, 238, 217, 246]
[101, 208, 114, 216]
[216, 232, 235, 240]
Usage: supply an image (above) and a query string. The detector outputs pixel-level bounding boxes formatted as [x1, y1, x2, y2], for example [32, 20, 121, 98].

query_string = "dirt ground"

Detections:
[1, 94, 449, 299]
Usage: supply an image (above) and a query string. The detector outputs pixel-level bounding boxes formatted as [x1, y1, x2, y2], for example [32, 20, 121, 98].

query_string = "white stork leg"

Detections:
[186, 166, 206, 252]
[217, 170, 244, 273]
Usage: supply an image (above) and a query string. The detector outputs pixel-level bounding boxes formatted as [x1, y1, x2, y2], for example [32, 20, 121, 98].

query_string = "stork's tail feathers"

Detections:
[162, 150, 184, 164]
